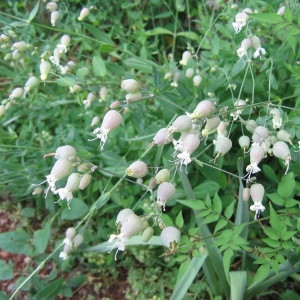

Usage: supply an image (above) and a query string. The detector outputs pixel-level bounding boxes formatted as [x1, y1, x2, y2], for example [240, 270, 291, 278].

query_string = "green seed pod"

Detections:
[126, 160, 147, 179]
[142, 227, 154, 242]
[77, 163, 91, 173]
[155, 169, 170, 184]
[0, 105, 5, 117]
[79, 173, 92, 190]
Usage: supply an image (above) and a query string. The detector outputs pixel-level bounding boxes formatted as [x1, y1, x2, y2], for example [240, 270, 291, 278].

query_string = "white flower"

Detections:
[232, 9, 252, 34]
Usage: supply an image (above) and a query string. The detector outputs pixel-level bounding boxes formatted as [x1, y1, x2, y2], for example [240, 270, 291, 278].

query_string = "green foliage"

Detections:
[0, 0, 300, 299]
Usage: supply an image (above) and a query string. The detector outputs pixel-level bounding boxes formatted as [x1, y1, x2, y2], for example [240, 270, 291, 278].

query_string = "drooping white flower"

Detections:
[91, 110, 122, 150]
[179, 50, 192, 65]
[249, 183, 265, 220]
[232, 8, 253, 34]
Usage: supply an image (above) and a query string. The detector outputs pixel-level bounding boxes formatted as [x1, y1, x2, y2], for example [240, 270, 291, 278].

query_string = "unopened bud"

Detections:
[51, 11, 59, 26]
[252, 126, 269, 145]
[121, 79, 139, 93]
[40, 60, 51, 81]
[126, 91, 142, 103]
[190, 100, 216, 119]
[79, 173, 92, 190]
[142, 227, 154, 242]
[242, 187, 250, 201]
[55, 145, 77, 160]
[73, 234, 84, 247]
[193, 74, 202, 86]
[110, 101, 121, 109]
[169, 115, 192, 133]
[152, 128, 173, 145]
[155, 169, 170, 184]
[126, 160, 148, 179]
[46, 2, 58, 12]
[9, 87, 23, 100]
[78, 7, 90, 21]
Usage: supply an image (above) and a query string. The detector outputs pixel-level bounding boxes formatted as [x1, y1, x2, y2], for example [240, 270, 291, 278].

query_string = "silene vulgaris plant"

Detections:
[0, 1, 300, 299]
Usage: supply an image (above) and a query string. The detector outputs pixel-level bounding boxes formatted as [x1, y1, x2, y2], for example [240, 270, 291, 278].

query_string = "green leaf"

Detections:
[262, 237, 281, 248]
[230, 271, 247, 300]
[214, 219, 228, 233]
[277, 172, 295, 198]
[33, 222, 51, 254]
[269, 203, 284, 233]
[262, 165, 279, 183]
[250, 264, 271, 288]
[263, 227, 280, 240]
[0, 229, 32, 255]
[83, 23, 114, 45]
[202, 213, 219, 224]
[176, 199, 205, 210]
[61, 198, 89, 220]
[171, 254, 208, 300]
[223, 248, 234, 283]
[267, 193, 284, 206]
[224, 201, 235, 219]
[193, 181, 220, 199]
[0, 260, 13, 280]
[250, 13, 283, 24]
[34, 278, 64, 300]
[176, 31, 200, 41]
[175, 210, 184, 228]
[92, 55, 106, 77]
[212, 193, 222, 214]
[146, 27, 173, 36]
[56, 76, 76, 87]
[28, 1, 40, 23]
[123, 57, 158, 73]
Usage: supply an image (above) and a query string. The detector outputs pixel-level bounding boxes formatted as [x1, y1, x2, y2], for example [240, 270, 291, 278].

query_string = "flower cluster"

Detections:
[59, 227, 84, 260]
[42, 145, 96, 208]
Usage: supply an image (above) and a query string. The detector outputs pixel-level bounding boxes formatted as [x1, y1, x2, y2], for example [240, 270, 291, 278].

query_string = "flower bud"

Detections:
[239, 135, 250, 151]
[185, 68, 194, 78]
[61, 35, 70, 47]
[99, 86, 108, 101]
[126, 160, 147, 179]
[121, 79, 139, 93]
[193, 75, 202, 86]
[142, 227, 154, 242]
[79, 173, 92, 190]
[110, 101, 121, 109]
[46, 2, 58, 12]
[272, 141, 291, 161]
[215, 136, 232, 156]
[65, 173, 81, 193]
[250, 183, 264, 203]
[169, 115, 192, 133]
[179, 50, 192, 65]
[78, 7, 90, 21]
[217, 121, 228, 137]
[126, 91, 142, 103]
[51, 11, 59, 26]
[0, 105, 5, 117]
[157, 182, 176, 209]
[73, 234, 84, 247]
[55, 145, 77, 160]
[65, 227, 76, 240]
[40, 60, 51, 81]
[155, 169, 170, 184]
[242, 187, 250, 201]
[160, 226, 181, 249]
[252, 126, 269, 145]
[148, 177, 157, 191]
[90, 116, 100, 127]
[24, 76, 40, 96]
[116, 208, 135, 226]
[12, 41, 27, 52]
[276, 130, 292, 145]
[9, 87, 23, 100]
[245, 119, 257, 133]
[250, 145, 265, 165]
[32, 186, 43, 195]
[4, 53, 12, 61]
[152, 128, 173, 145]
[189, 100, 216, 119]
[202, 117, 220, 136]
